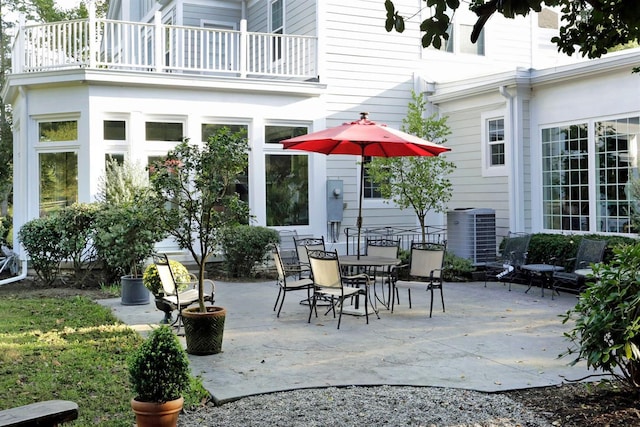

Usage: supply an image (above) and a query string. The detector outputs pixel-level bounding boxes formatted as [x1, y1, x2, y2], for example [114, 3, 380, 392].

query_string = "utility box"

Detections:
[447, 208, 496, 264]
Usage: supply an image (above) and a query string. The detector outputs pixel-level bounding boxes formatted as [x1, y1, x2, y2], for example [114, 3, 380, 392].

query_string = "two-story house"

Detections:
[2, 0, 639, 267]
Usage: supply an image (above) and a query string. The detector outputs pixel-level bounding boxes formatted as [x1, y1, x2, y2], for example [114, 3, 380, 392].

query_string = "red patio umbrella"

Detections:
[281, 112, 451, 258]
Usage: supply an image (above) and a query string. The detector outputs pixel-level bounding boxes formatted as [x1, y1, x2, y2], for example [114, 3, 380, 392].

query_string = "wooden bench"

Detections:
[0, 400, 78, 427]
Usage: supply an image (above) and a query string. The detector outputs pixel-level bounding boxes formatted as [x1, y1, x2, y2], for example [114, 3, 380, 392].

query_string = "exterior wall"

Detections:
[183, 3, 242, 28]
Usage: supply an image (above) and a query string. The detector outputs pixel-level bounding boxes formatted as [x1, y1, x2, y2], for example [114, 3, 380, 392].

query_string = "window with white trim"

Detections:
[269, 0, 284, 61]
[481, 111, 507, 176]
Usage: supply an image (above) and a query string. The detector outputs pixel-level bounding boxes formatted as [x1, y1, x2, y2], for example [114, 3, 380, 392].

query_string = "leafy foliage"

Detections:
[143, 260, 192, 295]
[220, 225, 280, 277]
[149, 129, 250, 310]
[384, 0, 640, 59]
[97, 157, 153, 205]
[128, 325, 191, 403]
[443, 251, 474, 281]
[561, 244, 640, 389]
[367, 90, 454, 242]
[93, 201, 166, 280]
[18, 216, 64, 285]
[55, 203, 100, 282]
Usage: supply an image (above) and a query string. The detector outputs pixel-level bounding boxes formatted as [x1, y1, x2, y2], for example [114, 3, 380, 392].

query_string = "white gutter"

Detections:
[499, 85, 524, 232]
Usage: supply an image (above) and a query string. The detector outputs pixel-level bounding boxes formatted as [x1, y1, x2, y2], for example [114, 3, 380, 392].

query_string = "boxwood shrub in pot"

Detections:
[128, 325, 190, 427]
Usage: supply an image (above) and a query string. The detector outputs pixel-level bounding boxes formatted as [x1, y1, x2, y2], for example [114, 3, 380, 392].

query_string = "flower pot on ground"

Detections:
[182, 306, 226, 355]
[128, 325, 190, 427]
[121, 275, 150, 306]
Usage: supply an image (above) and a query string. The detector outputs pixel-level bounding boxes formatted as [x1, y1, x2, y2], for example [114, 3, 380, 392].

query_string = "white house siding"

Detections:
[522, 99, 532, 232]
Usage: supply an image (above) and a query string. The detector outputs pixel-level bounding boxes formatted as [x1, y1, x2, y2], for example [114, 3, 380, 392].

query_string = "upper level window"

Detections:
[145, 122, 183, 141]
[269, 0, 284, 61]
[104, 120, 126, 140]
[443, 23, 484, 55]
[39, 120, 77, 142]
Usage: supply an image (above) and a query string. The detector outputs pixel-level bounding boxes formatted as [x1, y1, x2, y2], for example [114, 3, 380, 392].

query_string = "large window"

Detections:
[542, 124, 590, 231]
[542, 118, 640, 233]
[596, 117, 639, 233]
[145, 121, 183, 141]
[265, 125, 309, 226]
[39, 120, 77, 142]
[443, 23, 484, 55]
[39, 152, 78, 216]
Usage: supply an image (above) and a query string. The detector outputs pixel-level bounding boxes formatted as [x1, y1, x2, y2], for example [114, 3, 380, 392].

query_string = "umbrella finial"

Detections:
[360, 112, 369, 120]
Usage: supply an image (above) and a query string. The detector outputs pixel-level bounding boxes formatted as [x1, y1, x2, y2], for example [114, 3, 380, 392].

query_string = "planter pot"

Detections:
[121, 275, 150, 306]
[130, 396, 183, 427]
[182, 306, 226, 355]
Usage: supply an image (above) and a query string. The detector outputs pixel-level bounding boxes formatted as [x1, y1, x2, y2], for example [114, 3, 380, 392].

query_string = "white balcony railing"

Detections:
[11, 11, 318, 81]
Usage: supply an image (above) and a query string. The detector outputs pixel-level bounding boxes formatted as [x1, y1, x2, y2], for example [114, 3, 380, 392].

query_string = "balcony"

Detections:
[10, 11, 318, 82]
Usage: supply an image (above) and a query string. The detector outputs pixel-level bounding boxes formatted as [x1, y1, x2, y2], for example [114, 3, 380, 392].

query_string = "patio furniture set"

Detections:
[271, 236, 446, 329]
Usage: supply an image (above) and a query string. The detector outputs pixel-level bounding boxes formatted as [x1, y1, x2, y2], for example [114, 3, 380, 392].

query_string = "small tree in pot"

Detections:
[149, 128, 249, 354]
[94, 158, 167, 304]
[128, 325, 190, 427]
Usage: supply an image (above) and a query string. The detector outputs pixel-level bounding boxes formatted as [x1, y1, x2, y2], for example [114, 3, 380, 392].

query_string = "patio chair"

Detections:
[391, 241, 446, 318]
[307, 249, 374, 329]
[271, 245, 314, 317]
[152, 254, 215, 334]
[552, 238, 606, 295]
[484, 233, 531, 290]
[293, 236, 326, 279]
[365, 238, 400, 307]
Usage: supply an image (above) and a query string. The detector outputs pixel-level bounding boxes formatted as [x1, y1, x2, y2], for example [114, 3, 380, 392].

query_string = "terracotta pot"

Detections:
[182, 306, 226, 355]
[130, 396, 183, 427]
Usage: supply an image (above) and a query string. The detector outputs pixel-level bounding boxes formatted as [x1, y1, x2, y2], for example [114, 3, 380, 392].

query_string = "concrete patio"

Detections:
[99, 279, 598, 404]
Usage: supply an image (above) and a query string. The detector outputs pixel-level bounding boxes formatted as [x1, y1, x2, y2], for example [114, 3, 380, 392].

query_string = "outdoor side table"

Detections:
[521, 264, 564, 298]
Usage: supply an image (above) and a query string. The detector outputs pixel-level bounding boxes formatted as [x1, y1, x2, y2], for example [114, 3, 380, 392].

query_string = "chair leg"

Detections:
[408, 289, 412, 309]
[429, 287, 434, 318]
[273, 287, 283, 312]
[337, 297, 343, 329]
[440, 286, 445, 313]
[276, 289, 287, 318]
[308, 293, 318, 323]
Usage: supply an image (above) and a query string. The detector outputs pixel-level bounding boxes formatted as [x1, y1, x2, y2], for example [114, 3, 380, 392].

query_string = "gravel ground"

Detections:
[178, 385, 552, 426]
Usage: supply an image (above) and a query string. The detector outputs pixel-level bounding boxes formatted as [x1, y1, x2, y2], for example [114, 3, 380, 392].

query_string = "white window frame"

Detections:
[481, 110, 508, 177]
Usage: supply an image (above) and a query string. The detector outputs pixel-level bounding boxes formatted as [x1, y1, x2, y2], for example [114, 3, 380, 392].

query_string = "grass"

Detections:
[0, 295, 209, 426]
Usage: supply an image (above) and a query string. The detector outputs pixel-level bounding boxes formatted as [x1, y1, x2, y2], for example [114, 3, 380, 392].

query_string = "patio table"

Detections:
[338, 255, 401, 315]
[522, 264, 564, 298]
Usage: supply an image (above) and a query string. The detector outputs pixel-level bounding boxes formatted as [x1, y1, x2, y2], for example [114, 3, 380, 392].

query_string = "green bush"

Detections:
[18, 216, 65, 285]
[143, 260, 192, 295]
[561, 243, 640, 389]
[56, 203, 100, 282]
[526, 233, 634, 265]
[128, 325, 191, 402]
[220, 225, 280, 277]
[443, 251, 474, 282]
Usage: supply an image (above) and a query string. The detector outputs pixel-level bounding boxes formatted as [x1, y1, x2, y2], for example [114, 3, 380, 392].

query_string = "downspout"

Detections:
[499, 85, 524, 232]
[0, 87, 28, 285]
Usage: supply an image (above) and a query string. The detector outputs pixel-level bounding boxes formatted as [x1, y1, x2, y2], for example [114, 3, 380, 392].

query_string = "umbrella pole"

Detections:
[357, 154, 365, 259]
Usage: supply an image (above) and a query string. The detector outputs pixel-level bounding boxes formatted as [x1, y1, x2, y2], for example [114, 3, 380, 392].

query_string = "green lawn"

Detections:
[0, 295, 207, 426]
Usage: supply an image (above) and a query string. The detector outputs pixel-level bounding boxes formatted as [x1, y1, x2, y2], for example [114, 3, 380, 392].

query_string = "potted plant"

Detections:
[143, 260, 194, 323]
[150, 129, 249, 354]
[128, 325, 191, 427]
[94, 158, 167, 305]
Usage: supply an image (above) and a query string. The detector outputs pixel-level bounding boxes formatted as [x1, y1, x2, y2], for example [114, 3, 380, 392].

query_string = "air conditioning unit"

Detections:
[447, 208, 496, 264]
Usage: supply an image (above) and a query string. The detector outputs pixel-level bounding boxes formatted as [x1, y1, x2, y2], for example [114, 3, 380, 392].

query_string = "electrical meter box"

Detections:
[326, 180, 344, 222]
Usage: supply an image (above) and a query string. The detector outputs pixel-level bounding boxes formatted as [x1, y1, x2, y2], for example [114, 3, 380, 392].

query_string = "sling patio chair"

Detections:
[391, 241, 447, 318]
[0, 245, 18, 275]
[484, 232, 531, 290]
[271, 245, 315, 317]
[365, 238, 400, 308]
[293, 236, 326, 279]
[307, 249, 375, 329]
[152, 254, 215, 334]
[552, 238, 607, 297]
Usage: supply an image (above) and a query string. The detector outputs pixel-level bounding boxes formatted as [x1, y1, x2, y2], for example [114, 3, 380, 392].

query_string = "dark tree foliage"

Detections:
[384, 0, 640, 59]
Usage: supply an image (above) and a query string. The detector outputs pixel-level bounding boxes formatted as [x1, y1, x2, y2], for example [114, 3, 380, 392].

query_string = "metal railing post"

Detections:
[239, 19, 247, 78]
[154, 11, 163, 73]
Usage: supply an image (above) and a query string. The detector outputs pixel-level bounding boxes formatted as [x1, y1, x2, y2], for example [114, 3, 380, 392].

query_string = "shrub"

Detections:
[443, 251, 474, 282]
[143, 260, 192, 295]
[128, 325, 191, 402]
[18, 216, 65, 285]
[56, 203, 100, 283]
[220, 225, 280, 277]
[561, 243, 640, 390]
